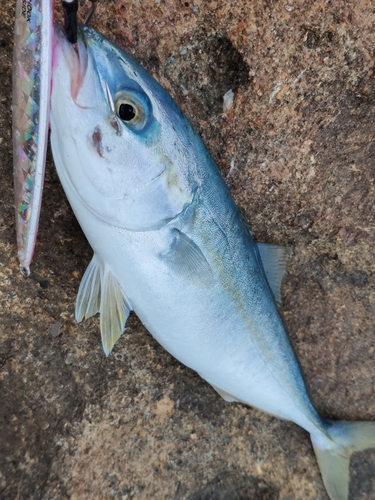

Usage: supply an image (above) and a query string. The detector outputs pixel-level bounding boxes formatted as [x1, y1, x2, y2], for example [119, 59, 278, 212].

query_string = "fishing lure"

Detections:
[12, 0, 53, 276]
[12, 0, 81, 275]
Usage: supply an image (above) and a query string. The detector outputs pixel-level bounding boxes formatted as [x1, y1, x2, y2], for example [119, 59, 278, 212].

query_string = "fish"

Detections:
[49, 24, 375, 500]
[12, 0, 53, 276]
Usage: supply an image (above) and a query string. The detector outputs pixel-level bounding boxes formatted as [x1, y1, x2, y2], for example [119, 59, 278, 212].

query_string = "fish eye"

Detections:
[118, 103, 136, 121]
[115, 90, 150, 131]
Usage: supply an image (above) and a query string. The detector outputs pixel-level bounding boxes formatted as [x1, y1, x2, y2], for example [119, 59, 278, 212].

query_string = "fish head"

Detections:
[51, 25, 195, 231]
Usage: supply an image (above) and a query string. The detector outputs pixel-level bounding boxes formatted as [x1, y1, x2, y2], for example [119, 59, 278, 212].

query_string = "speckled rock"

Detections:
[1, 1, 375, 499]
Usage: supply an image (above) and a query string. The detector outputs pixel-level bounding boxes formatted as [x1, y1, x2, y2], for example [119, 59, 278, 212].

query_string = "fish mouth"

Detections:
[53, 24, 91, 105]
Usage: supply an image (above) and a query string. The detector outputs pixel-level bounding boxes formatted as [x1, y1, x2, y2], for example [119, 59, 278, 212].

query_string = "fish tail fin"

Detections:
[311, 420, 375, 500]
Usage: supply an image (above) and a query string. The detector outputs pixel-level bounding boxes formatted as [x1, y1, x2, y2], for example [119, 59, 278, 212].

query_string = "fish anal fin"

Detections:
[210, 383, 239, 403]
[75, 254, 101, 322]
[100, 269, 132, 356]
[257, 243, 291, 306]
[160, 229, 214, 287]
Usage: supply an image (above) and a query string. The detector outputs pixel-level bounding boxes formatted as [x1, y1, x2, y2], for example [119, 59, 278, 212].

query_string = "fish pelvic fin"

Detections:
[75, 254, 101, 322]
[311, 420, 375, 500]
[100, 268, 132, 356]
[75, 254, 132, 355]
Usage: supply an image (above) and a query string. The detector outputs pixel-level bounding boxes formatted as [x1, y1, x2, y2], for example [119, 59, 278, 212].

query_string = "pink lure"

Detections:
[12, 0, 53, 275]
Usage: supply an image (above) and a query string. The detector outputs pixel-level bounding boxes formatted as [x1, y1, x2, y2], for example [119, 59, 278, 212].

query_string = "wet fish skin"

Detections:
[50, 25, 375, 500]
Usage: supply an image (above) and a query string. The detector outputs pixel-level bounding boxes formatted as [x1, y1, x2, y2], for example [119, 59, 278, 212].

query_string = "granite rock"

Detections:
[1, 1, 375, 499]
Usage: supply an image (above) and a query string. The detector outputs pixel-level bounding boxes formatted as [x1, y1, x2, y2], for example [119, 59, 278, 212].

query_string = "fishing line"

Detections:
[84, 0, 98, 25]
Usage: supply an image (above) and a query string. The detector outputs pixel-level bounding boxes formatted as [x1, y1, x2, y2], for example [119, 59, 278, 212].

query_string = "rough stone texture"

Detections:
[1, 1, 375, 499]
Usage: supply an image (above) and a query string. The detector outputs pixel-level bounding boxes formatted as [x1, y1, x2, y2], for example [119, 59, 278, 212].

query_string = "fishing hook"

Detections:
[62, 0, 97, 44]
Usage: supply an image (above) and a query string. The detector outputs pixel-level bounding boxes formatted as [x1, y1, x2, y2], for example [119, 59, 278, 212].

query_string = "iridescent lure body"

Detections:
[12, 0, 53, 275]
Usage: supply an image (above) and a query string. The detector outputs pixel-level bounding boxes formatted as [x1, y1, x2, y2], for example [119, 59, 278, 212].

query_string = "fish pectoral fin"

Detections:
[256, 243, 292, 307]
[160, 229, 214, 288]
[75, 254, 132, 355]
[100, 268, 132, 356]
[75, 254, 102, 322]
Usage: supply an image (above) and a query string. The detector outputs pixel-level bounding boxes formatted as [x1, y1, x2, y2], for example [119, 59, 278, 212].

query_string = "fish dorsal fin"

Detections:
[256, 243, 291, 307]
[75, 254, 132, 355]
[160, 229, 214, 287]
[100, 269, 132, 356]
[75, 254, 101, 322]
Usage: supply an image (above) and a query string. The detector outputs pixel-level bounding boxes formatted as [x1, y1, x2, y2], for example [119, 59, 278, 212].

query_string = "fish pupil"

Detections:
[119, 103, 136, 121]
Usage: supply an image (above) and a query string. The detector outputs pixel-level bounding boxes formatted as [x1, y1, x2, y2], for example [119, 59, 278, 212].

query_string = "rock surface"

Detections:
[1, 0, 375, 499]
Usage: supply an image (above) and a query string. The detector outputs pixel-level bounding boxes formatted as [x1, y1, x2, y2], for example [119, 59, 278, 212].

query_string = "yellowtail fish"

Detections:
[12, 0, 53, 276]
[50, 25, 375, 500]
